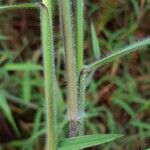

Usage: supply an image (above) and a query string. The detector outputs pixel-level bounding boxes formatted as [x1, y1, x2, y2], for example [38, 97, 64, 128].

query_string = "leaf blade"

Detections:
[3, 63, 43, 71]
[91, 22, 101, 59]
[59, 134, 123, 150]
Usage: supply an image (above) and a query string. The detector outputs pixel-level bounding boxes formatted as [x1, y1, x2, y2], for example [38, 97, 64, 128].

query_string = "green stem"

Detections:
[78, 37, 150, 136]
[76, 0, 84, 74]
[78, 67, 88, 135]
[40, 1, 57, 150]
[58, 0, 78, 137]
[0, 3, 39, 10]
[86, 37, 150, 72]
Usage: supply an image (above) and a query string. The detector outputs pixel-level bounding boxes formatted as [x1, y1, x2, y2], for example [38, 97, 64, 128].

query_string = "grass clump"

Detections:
[0, 0, 150, 150]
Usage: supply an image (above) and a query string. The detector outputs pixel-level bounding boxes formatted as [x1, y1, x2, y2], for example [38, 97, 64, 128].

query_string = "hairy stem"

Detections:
[40, 1, 57, 149]
[78, 37, 150, 135]
[86, 37, 150, 72]
[75, 0, 84, 74]
[0, 3, 39, 10]
[58, 0, 78, 137]
[78, 67, 88, 135]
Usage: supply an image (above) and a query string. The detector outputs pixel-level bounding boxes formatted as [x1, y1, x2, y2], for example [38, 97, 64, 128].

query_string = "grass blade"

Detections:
[113, 98, 135, 117]
[3, 63, 43, 71]
[0, 91, 20, 136]
[130, 121, 150, 130]
[91, 22, 101, 59]
[59, 134, 123, 150]
[22, 71, 31, 103]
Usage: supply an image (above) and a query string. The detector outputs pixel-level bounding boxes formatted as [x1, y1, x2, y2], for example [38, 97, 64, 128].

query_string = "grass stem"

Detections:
[86, 37, 150, 73]
[0, 3, 39, 10]
[75, 0, 84, 74]
[58, 0, 78, 137]
[40, 1, 57, 149]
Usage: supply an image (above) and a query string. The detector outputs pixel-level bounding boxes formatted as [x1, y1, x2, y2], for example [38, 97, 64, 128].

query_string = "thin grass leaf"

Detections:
[32, 111, 43, 135]
[91, 22, 101, 59]
[130, 121, 150, 130]
[59, 134, 123, 150]
[22, 71, 31, 102]
[112, 98, 136, 117]
[0, 3, 39, 11]
[85, 37, 150, 72]
[54, 77, 65, 121]
[5, 93, 42, 111]
[0, 91, 20, 136]
[3, 63, 43, 71]
[131, 0, 140, 18]
[22, 129, 46, 150]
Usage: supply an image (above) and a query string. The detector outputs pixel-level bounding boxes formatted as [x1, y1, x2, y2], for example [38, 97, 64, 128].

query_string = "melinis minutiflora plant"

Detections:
[1, 0, 150, 150]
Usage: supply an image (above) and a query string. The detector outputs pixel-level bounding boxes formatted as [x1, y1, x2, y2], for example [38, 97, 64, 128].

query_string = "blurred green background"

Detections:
[0, 0, 150, 149]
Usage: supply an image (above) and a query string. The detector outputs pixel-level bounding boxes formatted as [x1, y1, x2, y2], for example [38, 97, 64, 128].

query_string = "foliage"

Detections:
[0, 0, 150, 150]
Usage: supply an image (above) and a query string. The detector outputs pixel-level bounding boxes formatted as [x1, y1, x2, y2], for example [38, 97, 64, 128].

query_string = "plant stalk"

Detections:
[58, 0, 78, 137]
[78, 67, 88, 135]
[75, 0, 84, 74]
[86, 37, 150, 72]
[40, 1, 57, 150]
[0, 3, 39, 10]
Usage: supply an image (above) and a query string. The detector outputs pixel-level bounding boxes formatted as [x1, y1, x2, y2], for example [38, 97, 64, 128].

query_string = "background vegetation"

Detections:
[0, 0, 150, 149]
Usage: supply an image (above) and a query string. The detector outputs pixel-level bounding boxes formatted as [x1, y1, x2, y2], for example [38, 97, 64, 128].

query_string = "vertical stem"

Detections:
[78, 68, 88, 135]
[75, 0, 85, 136]
[40, 1, 57, 150]
[76, 0, 84, 74]
[58, 0, 78, 137]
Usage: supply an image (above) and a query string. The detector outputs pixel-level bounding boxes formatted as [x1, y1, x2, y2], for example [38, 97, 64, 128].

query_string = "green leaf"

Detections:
[0, 91, 20, 136]
[91, 22, 101, 59]
[59, 134, 123, 150]
[112, 98, 135, 117]
[22, 71, 31, 102]
[130, 120, 150, 130]
[3, 63, 43, 71]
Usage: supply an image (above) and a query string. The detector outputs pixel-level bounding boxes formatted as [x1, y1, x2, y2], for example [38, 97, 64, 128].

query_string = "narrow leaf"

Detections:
[0, 91, 20, 136]
[3, 63, 43, 71]
[130, 121, 150, 130]
[59, 134, 123, 150]
[91, 22, 101, 59]
[113, 98, 135, 117]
